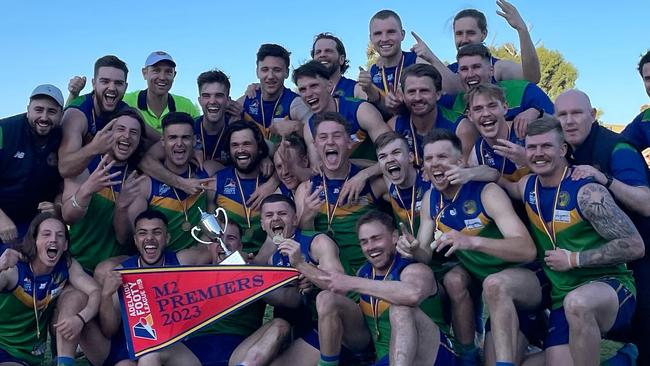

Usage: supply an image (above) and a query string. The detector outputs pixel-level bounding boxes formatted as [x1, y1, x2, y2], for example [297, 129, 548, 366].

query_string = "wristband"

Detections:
[70, 193, 87, 210]
[569, 251, 579, 268]
[604, 174, 614, 188]
[575, 251, 581, 268]
[76, 313, 87, 326]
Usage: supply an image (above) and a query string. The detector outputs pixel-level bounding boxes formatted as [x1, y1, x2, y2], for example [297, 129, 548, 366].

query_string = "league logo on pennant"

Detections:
[117, 265, 299, 359]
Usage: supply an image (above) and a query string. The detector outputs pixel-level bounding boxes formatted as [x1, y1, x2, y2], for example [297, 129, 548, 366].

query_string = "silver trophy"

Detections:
[191, 207, 245, 265]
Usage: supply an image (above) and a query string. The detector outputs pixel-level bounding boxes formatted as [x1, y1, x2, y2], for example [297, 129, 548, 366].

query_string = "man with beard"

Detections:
[503, 117, 643, 366]
[399, 129, 536, 366]
[122, 51, 199, 133]
[311, 33, 366, 100]
[61, 108, 147, 273]
[296, 60, 390, 163]
[554, 89, 650, 364]
[231, 194, 345, 366]
[96, 209, 213, 366]
[448, 84, 530, 186]
[59, 55, 134, 178]
[316, 210, 456, 366]
[415, 2, 540, 94]
[622, 51, 650, 151]
[0, 213, 100, 366]
[0, 85, 65, 245]
[387, 64, 473, 164]
[295, 112, 387, 276]
[450, 44, 553, 140]
[116, 112, 216, 253]
[239, 44, 310, 140]
[209, 120, 270, 255]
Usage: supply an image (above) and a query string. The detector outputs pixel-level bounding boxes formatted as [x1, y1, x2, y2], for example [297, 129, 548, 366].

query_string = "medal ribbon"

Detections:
[259, 89, 284, 139]
[235, 171, 260, 228]
[394, 183, 416, 235]
[200, 122, 225, 161]
[380, 53, 405, 95]
[434, 185, 463, 233]
[533, 165, 569, 248]
[370, 257, 396, 339]
[321, 165, 351, 232]
[171, 167, 192, 227]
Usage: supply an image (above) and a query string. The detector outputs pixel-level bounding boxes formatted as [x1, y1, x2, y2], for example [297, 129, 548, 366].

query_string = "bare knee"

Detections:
[57, 287, 88, 316]
[483, 273, 511, 304]
[443, 269, 470, 301]
[563, 292, 593, 324]
[316, 290, 341, 316]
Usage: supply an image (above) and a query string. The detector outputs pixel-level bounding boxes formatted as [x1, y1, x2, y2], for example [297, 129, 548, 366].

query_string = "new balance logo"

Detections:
[14, 151, 25, 159]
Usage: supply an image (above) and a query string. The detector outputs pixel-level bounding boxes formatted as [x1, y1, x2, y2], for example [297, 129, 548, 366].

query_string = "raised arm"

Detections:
[58, 111, 114, 178]
[577, 183, 645, 267]
[496, 0, 541, 83]
[410, 31, 463, 94]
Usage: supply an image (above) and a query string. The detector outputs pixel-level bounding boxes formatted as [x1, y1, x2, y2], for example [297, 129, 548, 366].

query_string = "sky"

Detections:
[1, 0, 647, 124]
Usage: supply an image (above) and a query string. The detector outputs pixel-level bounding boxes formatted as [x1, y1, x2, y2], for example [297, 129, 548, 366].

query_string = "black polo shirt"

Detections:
[0, 113, 62, 224]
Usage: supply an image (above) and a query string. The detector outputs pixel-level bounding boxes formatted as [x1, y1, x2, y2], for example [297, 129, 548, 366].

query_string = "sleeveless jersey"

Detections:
[193, 116, 229, 164]
[370, 51, 418, 93]
[388, 171, 430, 235]
[271, 229, 318, 267]
[473, 125, 529, 182]
[66, 93, 128, 143]
[69, 156, 137, 272]
[308, 96, 376, 160]
[450, 79, 554, 119]
[120, 250, 180, 269]
[215, 166, 267, 254]
[0, 259, 68, 365]
[243, 87, 299, 139]
[393, 107, 460, 167]
[428, 181, 509, 280]
[309, 164, 378, 275]
[149, 166, 208, 252]
[358, 253, 439, 360]
[332, 76, 358, 99]
[523, 172, 636, 309]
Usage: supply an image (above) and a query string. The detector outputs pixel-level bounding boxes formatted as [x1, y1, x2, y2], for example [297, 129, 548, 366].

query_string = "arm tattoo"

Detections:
[577, 183, 643, 267]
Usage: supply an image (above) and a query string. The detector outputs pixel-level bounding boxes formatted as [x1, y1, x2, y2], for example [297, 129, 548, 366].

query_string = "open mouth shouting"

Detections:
[270, 220, 285, 239]
[385, 162, 402, 180]
[305, 97, 320, 112]
[45, 245, 59, 261]
[102, 90, 118, 110]
[323, 148, 340, 167]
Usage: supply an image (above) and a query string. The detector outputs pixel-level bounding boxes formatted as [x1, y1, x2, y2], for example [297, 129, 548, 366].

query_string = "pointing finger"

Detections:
[411, 31, 423, 43]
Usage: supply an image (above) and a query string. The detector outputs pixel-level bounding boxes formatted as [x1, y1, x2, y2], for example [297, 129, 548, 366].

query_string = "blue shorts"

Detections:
[372, 332, 457, 366]
[183, 333, 246, 366]
[103, 329, 131, 365]
[485, 262, 551, 347]
[545, 278, 636, 348]
[0, 347, 30, 366]
[301, 328, 376, 364]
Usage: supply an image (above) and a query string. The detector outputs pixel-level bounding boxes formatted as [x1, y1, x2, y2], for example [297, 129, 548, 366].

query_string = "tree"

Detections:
[490, 43, 578, 100]
[366, 41, 378, 70]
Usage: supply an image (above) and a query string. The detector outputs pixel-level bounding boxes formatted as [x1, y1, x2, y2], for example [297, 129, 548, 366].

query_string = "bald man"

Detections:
[555, 89, 650, 364]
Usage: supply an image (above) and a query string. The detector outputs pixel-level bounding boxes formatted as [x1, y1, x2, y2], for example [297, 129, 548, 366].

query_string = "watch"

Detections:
[604, 173, 614, 188]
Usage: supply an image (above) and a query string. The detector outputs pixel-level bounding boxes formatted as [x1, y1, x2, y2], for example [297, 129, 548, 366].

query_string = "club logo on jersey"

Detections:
[248, 100, 259, 116]
[372, 72, 383, 84]
[558, 191, 570, 208]
[483, 151, 496, 166]
[462, 200, 477, 215]
[224, 178, 237, 195]
[158, 184, 170, 196]
[274, 104, 284, 117]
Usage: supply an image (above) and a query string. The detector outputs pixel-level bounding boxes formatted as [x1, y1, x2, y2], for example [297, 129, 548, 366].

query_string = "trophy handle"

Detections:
[215, 207, 228, 231]
[191, 226, 212, 245]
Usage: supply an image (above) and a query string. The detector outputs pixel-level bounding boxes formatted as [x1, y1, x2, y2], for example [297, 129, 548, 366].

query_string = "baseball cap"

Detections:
[30, 84, 64, 108]
[144, 51, 176, 67]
